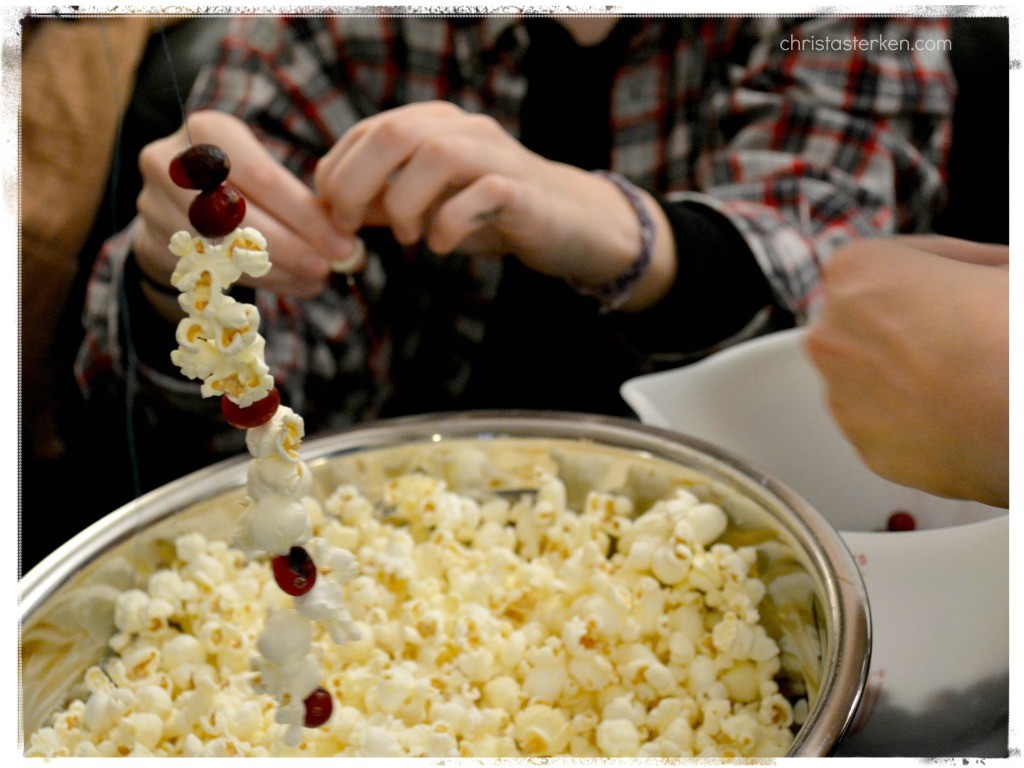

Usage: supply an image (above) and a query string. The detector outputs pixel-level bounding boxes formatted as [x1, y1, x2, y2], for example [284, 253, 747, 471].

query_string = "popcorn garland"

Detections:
[165, 144, 358, 746]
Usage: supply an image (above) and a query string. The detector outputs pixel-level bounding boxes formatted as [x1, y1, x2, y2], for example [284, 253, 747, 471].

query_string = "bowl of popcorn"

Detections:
[622, 328, 1010, 757]
[20, 412, 870, 758]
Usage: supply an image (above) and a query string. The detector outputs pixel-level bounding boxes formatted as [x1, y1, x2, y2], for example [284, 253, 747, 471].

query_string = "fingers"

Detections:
[210, 119, 359, 270]
[315, 115, 429, 233]
[895, 234, 1010, 266]
[131, 213, 180, 280]
[313, 102, 504, 239]
[133, 159, 197, 279]
[235, 205, 332, 297]
[424, 173, 521, 255]
[135, 187, 330, 298]
[382, 135, 476, 245]
[315, 102, 620, 274]
[133, 110, 358, 296]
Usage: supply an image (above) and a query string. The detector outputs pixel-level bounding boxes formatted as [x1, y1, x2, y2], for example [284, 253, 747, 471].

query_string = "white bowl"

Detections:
[621, 328, 1009, 757]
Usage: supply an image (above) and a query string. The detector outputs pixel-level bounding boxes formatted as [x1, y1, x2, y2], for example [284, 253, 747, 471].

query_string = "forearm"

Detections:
[609, 199, 777, 360]
[554, 165, 677, 313]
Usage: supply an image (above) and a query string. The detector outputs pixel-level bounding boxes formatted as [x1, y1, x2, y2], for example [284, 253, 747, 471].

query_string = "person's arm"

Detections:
[664, 15, 956, 325]
[804, 238, 1008, 508]
[607, 199, 777, 362]
[587, 16, 955, 367]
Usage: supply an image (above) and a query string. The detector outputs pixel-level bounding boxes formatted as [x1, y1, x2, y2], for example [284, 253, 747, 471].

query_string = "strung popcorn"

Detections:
[165, 142, 357, 743]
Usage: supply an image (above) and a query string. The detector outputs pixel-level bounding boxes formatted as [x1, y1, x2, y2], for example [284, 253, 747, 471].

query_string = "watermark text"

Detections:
[780, 35, 951, 53]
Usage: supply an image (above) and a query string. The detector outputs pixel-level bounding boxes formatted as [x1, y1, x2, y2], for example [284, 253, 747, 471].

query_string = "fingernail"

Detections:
[330, 237, 366, 274]
[324, 230, 356, 260]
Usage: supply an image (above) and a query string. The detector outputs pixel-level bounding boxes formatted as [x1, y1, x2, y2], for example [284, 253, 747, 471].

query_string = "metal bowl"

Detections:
[19, 411, 870, 756]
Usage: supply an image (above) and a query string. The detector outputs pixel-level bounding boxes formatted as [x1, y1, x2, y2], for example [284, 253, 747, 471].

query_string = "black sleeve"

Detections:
[120, 251, 185, 377]
[610, 199, 786, 363]
[118, 252, 250, 483]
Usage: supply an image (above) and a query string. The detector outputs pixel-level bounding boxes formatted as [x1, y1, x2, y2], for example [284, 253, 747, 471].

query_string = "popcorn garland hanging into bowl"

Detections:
[166, 143, 360, 745]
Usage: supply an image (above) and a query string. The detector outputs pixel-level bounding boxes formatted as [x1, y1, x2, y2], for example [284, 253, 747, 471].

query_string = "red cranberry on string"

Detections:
[303, 687, 333, 728]
[189, 182, 246, 238]
[886, 510, 917, 532]
[221, 389, 281, 430]
[169, 143, 231, 190]
[272, 546, 317, 597]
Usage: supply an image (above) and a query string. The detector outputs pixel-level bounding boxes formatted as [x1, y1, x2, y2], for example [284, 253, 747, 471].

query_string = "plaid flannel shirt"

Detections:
[76, 13, 954, 443]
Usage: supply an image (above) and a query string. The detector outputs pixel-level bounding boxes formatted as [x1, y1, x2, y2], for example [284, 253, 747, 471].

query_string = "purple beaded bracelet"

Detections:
[568, 170, 656, 314]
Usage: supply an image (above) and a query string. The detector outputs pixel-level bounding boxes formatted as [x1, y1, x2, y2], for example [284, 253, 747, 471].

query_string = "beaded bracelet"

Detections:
[567, 169, 656, 314]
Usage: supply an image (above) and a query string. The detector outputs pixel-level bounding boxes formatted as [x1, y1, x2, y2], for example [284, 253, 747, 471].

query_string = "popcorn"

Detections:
[175, 532, 208, 563]
[147, 570, 186, 605]
[482, 676, 521, 712]
[199, 339, 274, 406]
[513, 704, 571, 755]
[151, 219, 362, 746]
[226, 227, 272, 278]
[720, 661, 761, 703]
[522, 646, 569, 703]
[181, 551, 227, 589]
[28, 464, 804, 758]
[758, 692, 795, 728]
[134, 685, 173, 721]
[245, 406, 305, 461]
[237, 496, 312, 555]
[83, 691, 127, 737]
[160, 634, 205, 670]
[116, 712, 164, 752]
[167, 226, 276, 399]
[112, 590, 151, 635]
[248, 457, 313, 501]
[568, 653, 616, 691]
[257, 610, 312, 665]
[651, 541, 692, 585]
[294, 579, 359, 644]
[596, 718, 642, 756]
[686, 502, 729, 546]
[170, 232, 243, 289]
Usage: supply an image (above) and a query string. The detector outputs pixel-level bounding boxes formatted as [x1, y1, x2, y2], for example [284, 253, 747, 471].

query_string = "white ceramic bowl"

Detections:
[622, 329, 1009, 757]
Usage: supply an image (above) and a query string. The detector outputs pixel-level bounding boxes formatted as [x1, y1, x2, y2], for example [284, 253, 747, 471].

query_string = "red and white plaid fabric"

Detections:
[77, 14, 954, 439]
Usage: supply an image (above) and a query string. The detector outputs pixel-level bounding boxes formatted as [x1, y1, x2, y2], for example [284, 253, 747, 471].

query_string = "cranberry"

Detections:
[886, 510, 917, 532]
[303, 687, 333, 728]
[169, 144, 231, 190]
[221, 389, 281, 430]
[188, 183, 246, 238]
[272, 546, 317, 597]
